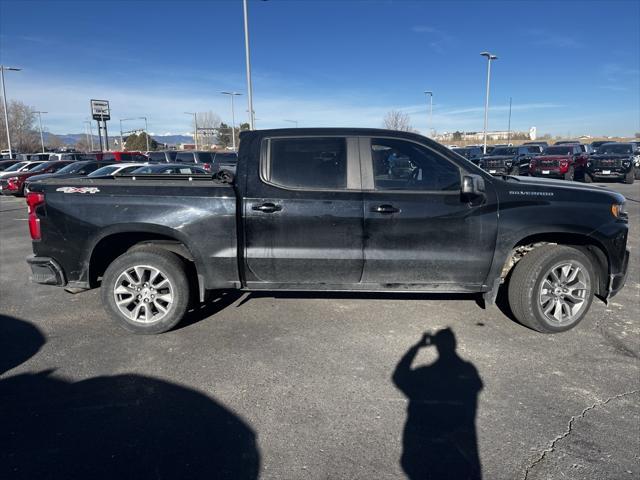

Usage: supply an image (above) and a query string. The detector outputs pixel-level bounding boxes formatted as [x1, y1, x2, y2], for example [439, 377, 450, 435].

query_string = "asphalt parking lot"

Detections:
[1, 182, 638, 480]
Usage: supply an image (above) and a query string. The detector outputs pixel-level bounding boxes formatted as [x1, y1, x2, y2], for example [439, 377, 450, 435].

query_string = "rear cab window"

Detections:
[175, 152, 195, 163]
[264, 137, 348, 190]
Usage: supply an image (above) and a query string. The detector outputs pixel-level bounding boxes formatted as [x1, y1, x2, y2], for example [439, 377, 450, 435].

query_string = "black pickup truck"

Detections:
[26, 128, 629, 334]
[478, 145, 542, 176]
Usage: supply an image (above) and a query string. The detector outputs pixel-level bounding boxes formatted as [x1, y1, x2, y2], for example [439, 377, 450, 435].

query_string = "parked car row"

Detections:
[0, 150, 238, 196]
[452, 141, 639, 184]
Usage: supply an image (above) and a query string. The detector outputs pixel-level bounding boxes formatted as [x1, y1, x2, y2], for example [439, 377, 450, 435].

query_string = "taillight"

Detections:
[26, 192, 45, 240]
[202, 163, 212, 172]
[7, 177, 19, 191]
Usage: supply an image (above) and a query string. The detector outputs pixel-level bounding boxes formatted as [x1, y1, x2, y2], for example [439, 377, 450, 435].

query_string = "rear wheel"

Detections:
[101, 248, 190, 334]
[623, 169, 635, 184]
[507, 245, 595, 333]
[634, 167, 640, 180]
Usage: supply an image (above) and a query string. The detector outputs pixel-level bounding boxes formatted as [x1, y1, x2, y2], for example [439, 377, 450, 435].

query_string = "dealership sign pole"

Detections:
[90, 99, 110, 152]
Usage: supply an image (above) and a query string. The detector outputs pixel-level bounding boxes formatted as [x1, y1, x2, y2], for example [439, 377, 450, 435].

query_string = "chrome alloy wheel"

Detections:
[538, 261, 590, 326]
[113, 265, 174, 324]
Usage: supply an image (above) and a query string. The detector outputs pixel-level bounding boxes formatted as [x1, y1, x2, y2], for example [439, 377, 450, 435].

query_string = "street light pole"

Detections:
[480, 51, 498, 154]
[424, 91, 433, 137]
[119, 119, 124, 150]
[1, 65, 21, 157]
[243, 0, 255, 130]
[185, 112, 197, 149]
[35, 111, 47, 153]
[221, 92, 242, 151]
[284, 119, 298, 128]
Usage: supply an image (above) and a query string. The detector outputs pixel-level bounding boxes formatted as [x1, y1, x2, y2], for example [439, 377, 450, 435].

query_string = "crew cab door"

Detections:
[243, 136, 364, 286]
[360, 137, 498, 287]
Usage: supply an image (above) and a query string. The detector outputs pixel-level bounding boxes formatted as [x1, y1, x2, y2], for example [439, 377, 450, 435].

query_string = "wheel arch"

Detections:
[498, 232, 610, 300]
[87, 224, 206, 301]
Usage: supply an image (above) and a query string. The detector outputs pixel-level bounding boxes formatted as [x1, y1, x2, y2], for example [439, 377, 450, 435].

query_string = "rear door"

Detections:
[360, 136, 498, 288]
[243, 136, 364, 286]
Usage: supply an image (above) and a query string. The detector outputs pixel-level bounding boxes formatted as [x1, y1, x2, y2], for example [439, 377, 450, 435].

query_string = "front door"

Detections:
[243, 136, 364, 286]
[361, 137, 498, 288]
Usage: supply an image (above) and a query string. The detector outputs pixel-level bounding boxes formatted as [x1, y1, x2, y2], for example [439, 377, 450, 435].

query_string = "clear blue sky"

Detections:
[1, 0, 638, 137]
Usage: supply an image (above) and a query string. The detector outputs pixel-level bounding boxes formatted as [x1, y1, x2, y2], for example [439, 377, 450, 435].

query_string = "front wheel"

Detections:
[101, 247, 190, 334]
[623, 169, 635, 184]
[564, 167, 575, 181]
[507, 245, 595, 333]
[634, 167, 640, 180]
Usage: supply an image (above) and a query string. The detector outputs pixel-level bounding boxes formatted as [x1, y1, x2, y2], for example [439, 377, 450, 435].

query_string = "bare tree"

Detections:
[75, 136, 91, 152]
[383, 110, 414, 132]
[47, 134, 65, 151]
[0, 100, 40, 152]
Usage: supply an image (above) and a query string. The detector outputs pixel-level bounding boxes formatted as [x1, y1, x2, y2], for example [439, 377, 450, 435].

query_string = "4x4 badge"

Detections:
[56, 187, 100, 194]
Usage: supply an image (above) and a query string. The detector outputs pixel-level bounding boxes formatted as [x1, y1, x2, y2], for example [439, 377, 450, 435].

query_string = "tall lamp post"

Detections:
[480, 51, 498, 154]
[243, 0, 255, 130]
[185, 112, 198, 149]
[34, 111, 47, 153]
[1, 65, 21, 157]
[424, 91, 433, 137]
[221, 91, 242, 151]
[140, 117, 149, 151]
[284, 119, 298, 128]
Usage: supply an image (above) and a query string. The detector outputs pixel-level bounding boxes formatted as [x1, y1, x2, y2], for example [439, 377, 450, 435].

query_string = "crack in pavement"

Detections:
[522, 389, 640, 480]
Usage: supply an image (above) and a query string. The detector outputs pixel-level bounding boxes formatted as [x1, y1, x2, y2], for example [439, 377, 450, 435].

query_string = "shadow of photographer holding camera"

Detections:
[393, 328, 483, 480]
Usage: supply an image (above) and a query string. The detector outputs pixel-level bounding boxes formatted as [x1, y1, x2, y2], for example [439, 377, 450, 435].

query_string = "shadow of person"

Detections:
[392, 328, 483, 480]
[0, 315, 260, 480]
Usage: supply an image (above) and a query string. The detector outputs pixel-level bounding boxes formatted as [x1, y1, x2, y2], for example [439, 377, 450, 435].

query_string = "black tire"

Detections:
[623, 169, 635, 184]
[634, 167, 640, 180]
[101, 247, 190, 334]
[564, 166, 575, 181]
[510, 166, 520, 176]
[507, 245, 595, 333]
[584, 172, 593, 183]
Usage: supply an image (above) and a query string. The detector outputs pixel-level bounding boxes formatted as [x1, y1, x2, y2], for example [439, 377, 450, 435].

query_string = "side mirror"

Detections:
[462, 174, 485, 196]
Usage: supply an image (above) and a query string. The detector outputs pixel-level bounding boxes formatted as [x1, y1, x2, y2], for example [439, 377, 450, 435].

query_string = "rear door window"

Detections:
[266, 137, 347, 190]
[175, 152, 195, 163]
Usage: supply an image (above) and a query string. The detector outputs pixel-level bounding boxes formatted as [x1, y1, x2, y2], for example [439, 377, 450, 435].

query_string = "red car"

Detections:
[528, 144, 588, 181]
[0, 160, 75, 196]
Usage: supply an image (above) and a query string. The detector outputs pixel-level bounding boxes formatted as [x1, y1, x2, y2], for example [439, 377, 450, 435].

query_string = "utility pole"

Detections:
[119, 119, 124, 150]
[35, 111, 47, 153]
[141, 117, 149, 151]
[480, 51, 498, 154]
[85, 120, 94, 151]
[1, 65, 21, 157]
[221, 92, 242, 151]
[507, 97, 512, 145]
[243, 0, 255, 130]
[185, 112, 198, 149]
[424, 91, 433, 137]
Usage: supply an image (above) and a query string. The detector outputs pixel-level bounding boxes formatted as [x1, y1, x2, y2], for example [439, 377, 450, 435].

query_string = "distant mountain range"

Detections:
[43, 132, 193, 147]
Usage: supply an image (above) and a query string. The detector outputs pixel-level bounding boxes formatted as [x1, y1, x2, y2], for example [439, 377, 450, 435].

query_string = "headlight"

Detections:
[505, 160, 513, 167]
[586, 161, 591, 167]
[622, 161, 630, 167]
[611, 203, 627, 218]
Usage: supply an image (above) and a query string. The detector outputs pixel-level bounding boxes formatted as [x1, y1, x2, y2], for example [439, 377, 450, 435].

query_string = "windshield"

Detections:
[88, 165, 119, 176]
[490, 147, 516, 156]
[597, 144, 632, 155]
[3, 161, 28, 172]
[29, 161, 59, 173]
[56, 162, 89, 174]
[544, 146, 572, 155]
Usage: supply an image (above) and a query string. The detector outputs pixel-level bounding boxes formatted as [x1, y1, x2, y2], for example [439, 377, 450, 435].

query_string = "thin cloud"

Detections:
[525, 29, 582, 48]
[412, 25, 454, 54]
[599, 63, 640, 91]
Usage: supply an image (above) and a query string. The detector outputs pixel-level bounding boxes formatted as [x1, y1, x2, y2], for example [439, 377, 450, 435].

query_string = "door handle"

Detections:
[252, 202, 282, 213]
[371, 204, 400, 214]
